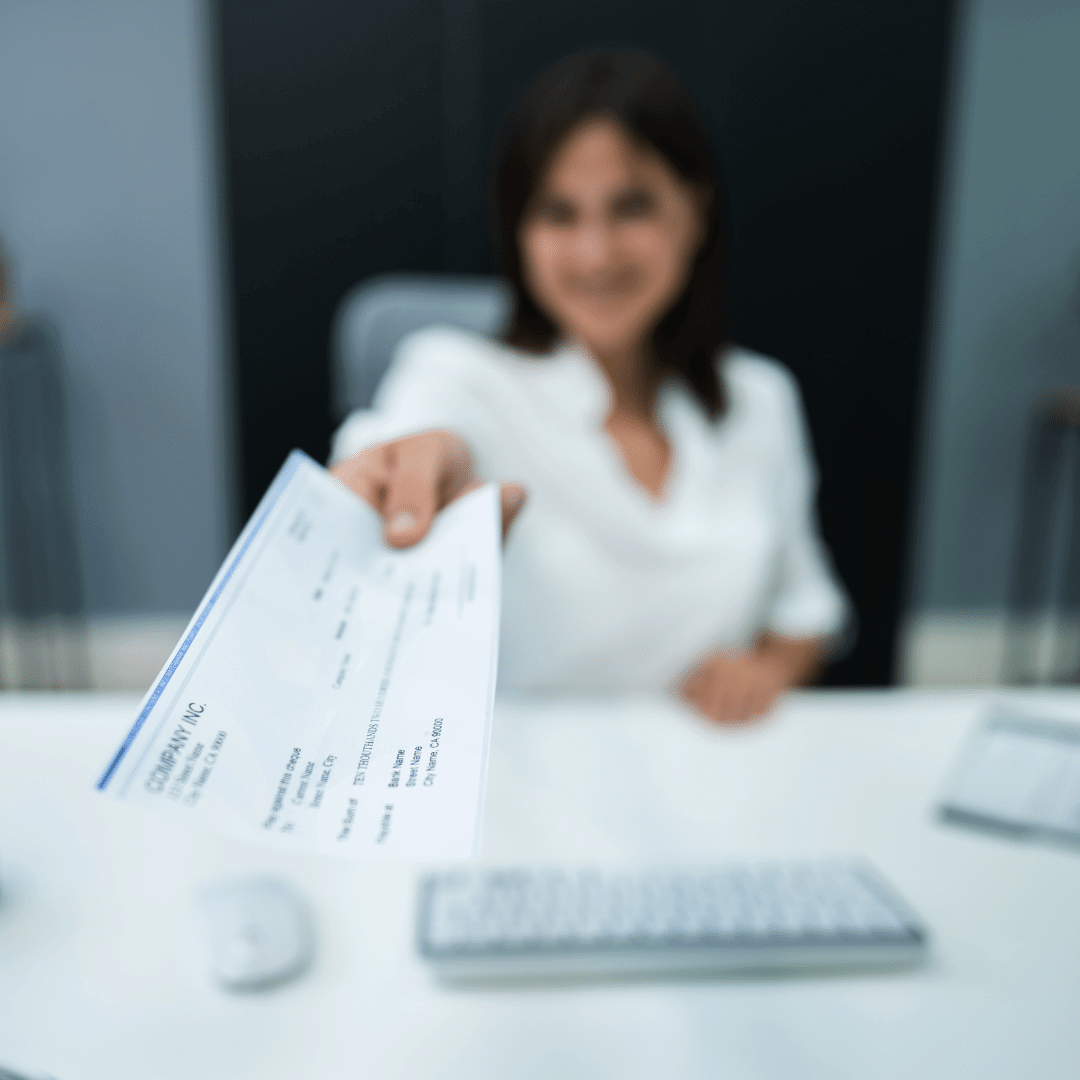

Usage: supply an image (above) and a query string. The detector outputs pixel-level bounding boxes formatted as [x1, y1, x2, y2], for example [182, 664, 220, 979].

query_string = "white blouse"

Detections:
[330, 326, 848, 691]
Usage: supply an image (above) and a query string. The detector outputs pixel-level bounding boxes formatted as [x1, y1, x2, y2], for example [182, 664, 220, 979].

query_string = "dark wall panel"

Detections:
[217, 0, 955, 685]
[218, 0, 445, 494]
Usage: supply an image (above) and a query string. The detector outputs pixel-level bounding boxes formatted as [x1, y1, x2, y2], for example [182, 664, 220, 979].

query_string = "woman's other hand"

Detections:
[679, 634, 824, 724]
[329, 430, 527, 548]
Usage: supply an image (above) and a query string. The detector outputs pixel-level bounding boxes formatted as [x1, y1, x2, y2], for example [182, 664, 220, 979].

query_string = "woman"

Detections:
[330, 49, 847, 721]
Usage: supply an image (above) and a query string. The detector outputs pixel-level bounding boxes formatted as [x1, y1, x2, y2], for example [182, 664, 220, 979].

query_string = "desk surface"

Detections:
[0, 689, 1078, 1079]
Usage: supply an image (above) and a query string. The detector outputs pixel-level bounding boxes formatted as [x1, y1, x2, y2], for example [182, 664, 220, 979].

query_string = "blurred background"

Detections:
[0, 0, 1077, 692]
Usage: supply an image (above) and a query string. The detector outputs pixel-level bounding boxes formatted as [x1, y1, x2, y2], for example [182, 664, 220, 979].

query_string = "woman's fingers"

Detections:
[382, 440, 443, 549]
[715, 690, 753, 724]
[682, 677, 725, 722]
[332, 432, 526, 550]
[678, 653, 784, 725]
[329, 452, 388, 511]
[438, 479, 529, 543]
[499, 483, 527, 540]
[377, 431, 469, 548]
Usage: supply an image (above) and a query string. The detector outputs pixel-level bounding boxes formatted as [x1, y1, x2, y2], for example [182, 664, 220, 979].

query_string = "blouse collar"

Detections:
[529, 340, 613, 429]
[521, 338, 711, 439]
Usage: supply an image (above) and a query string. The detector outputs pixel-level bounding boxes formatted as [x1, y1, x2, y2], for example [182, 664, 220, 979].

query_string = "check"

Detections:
[98, 451, 501, 860]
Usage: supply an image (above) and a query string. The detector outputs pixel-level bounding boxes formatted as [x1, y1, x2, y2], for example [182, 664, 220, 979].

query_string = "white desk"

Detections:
[0, 690, 1078, 1079]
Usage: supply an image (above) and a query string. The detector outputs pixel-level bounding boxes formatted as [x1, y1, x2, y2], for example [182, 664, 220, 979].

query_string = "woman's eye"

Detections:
[534, 199, 576, 225]
[612, 189, 655, 219]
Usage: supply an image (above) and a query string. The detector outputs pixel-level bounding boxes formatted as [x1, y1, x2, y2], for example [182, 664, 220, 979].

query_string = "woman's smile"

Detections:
[564, 266, 645, 302]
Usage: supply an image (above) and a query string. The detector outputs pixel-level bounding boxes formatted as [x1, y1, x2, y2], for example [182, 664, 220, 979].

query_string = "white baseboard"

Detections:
[0, 612, 189, 692]
[0, 617, 91, 690]
[897, 610, 1008, 687]
[86, 613, 190, 692]
[898, 609, 1080, 687]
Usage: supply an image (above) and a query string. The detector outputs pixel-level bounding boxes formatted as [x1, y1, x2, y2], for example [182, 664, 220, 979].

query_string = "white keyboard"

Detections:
[417, 861, 927, 981]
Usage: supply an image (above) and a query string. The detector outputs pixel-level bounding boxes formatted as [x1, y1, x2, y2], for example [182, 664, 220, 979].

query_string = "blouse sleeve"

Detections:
[760, 366, 851, 644]
[328, 326, 485, 464]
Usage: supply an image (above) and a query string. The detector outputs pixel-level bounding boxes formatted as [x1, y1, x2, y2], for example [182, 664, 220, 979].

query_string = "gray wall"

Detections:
[0, 0, 232, 617]
[911, 0, 1080, 613]
[1, 0, 1077, 625]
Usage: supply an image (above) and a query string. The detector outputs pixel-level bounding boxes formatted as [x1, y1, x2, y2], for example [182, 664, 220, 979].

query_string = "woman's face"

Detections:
[518, 119, 706, 363]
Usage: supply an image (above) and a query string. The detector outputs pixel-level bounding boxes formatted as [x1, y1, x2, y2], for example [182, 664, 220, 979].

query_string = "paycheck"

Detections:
[97, 451, 501, 860]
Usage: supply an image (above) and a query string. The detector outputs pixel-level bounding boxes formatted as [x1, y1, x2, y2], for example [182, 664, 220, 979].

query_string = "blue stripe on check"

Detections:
[96, 450, 309, 790]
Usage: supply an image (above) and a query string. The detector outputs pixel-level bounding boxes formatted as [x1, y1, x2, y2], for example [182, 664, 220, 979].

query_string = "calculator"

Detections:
[940, 708, 1080, 845]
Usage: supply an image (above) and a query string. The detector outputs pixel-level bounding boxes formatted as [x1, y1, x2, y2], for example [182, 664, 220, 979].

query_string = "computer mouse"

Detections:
[195, 877, 314, 990]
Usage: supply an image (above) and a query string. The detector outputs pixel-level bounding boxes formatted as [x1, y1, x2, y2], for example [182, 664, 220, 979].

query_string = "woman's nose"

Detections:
[570, 220, 615, 270]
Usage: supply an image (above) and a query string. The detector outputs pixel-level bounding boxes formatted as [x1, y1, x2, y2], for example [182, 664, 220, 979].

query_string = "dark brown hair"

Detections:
[492, 48, 727, 417]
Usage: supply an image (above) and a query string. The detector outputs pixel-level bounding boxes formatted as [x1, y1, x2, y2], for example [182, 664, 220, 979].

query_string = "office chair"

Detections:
[1003, 388, 1080, 684]
[330, 273, 512, 419]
